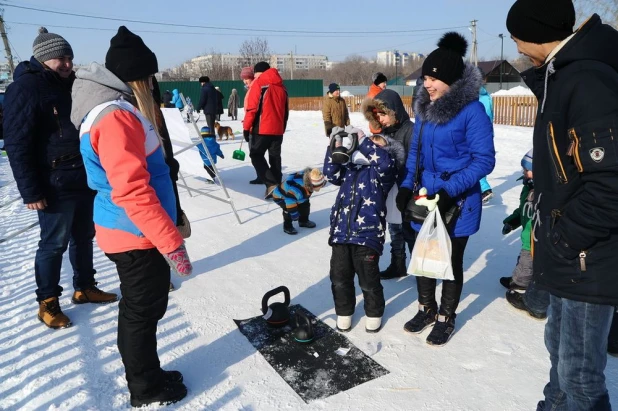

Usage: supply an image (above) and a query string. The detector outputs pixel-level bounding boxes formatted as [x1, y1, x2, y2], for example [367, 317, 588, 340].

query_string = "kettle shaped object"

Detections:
[261, 286, 291, 327]
[293, 311, 315, 344]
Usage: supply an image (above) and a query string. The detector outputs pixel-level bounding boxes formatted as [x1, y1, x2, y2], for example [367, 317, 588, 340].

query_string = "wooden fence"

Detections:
[289, 95, 538, 127]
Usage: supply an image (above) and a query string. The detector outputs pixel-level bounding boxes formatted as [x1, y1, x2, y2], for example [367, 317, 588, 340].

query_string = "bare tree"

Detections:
[574, 0, 617, 28]
[239, 38, 271, 66]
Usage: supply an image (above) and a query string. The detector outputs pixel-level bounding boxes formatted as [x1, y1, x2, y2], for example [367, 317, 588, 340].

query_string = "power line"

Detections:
[5, 21, 463, 39]
[1, 3, 469, 35]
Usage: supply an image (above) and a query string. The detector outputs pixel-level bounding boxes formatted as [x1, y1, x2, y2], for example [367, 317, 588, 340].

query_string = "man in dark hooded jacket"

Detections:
[507, 1, 618, 409]
[196, 76, 218, 136]
[3, 28, 117, 329]
[362, 89, 415, 279]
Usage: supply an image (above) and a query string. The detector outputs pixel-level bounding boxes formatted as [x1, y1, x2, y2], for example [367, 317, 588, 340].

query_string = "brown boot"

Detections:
[72, 283, 118, 304]
[38, 297, 72, 329]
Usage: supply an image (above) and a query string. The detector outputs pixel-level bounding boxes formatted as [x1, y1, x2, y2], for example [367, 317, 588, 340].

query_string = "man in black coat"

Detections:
[196, 76, 218, 136]
[507, 1, 618, 409]
[3, 28, 117, 329]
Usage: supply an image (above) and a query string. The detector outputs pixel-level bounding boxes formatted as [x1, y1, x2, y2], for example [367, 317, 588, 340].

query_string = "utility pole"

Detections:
[0, 12, 15, 77]
[498, 33, 504, 90]
[290, 51, 294, 80]
[470, 20, 478, 67]
[394, 50, 399, 92]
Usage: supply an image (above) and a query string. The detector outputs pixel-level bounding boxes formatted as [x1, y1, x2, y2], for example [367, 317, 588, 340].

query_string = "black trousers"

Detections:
[204, 114, 216, 135]
[249, 134, 283, 186]
[416, 236, 469, 317]
[278, 201, 310, 223]
[106, 248, 171, 397]
[204, 164, 216, 179]
[330, 244, 385, 318]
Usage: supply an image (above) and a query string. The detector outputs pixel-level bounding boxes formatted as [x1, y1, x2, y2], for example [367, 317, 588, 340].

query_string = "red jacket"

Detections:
[243, 68, 289, 136]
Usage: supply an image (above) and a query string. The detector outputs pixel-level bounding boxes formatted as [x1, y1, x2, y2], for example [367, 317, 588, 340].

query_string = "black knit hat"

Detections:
[328, 83, 340, 93]
[506, 0, 575, 44]
[199, 76, 210, 83]
[105, 26, 158, 82]
[254, 61, 270, 73]
[373, 72, 387, 86]
[421, 32, 468, 86]
[32, 27, 73, 63]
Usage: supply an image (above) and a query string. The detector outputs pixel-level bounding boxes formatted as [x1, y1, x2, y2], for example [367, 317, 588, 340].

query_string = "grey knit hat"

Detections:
[32, 27, 73, 63]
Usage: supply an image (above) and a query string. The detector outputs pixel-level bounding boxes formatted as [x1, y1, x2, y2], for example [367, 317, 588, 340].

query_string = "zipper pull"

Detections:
[579, 251, 587, 272]
[53, 106, 58, 115]
[566, 131, 575, 157]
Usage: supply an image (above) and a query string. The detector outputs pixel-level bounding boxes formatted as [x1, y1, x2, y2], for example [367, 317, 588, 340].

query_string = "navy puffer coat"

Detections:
[3, 57, 91, 204]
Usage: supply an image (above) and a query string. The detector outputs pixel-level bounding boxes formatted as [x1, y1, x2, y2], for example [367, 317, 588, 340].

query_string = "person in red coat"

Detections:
[242, 62, 289, 198]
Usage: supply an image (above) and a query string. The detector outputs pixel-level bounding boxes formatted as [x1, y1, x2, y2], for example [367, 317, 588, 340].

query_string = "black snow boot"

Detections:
[426, 314, 456, 346]
[403, 304, 438, 333]
[299, 220, 316, 228]
[380, 254, 407, 279]
[506, 290, 547, 320]
[608, 309, 618, 357]
[163, 370, 183, 384]
[130, 381, 187, 408]
[283, 221, 298, 235]
[500, 276, 526, 291]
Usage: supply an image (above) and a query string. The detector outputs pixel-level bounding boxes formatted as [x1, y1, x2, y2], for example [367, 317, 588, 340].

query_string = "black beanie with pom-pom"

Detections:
[421, 32, 468, 86]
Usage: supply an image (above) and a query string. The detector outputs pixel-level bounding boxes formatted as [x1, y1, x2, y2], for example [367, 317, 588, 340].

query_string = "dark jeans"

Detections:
[416, 236, 469, 317]
[524, 279, 550, 316]
[35, 197, 96, 301]
[106, 248, 171, 397]
[388, 219, 416, 257]
[541, 295, 614, 411]
[249, 134, 283, 186]
[330, 244, 385, 318]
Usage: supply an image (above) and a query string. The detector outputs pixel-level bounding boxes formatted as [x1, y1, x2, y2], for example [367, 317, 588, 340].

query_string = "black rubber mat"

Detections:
[234, 304, 389, 403]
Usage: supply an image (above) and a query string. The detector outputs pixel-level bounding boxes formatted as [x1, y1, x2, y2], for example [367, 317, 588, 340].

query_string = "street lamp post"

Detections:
[394, 50, 400, 93]
[498, 33, 504, 90]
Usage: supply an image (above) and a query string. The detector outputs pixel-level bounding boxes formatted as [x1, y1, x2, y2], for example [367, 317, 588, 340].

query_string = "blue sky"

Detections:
[4, 0, 524, 70]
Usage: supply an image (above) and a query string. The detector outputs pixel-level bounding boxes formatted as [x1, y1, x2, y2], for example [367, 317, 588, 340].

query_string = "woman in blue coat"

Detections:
[171, 89, 184, 109]
[396, 32, 495, 346]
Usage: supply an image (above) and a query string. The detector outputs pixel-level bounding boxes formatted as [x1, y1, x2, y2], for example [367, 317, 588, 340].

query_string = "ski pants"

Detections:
[329, 244, 385, 318]
[106, 248, 170, 397]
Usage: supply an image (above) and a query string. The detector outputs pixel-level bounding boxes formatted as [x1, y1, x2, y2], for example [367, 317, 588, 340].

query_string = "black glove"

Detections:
[325, 121, 333, 138]
[396, 187, 413, 212]
[502, 223, 512, 235]
[243, 130, 250, 142]
[195, 109, 200, 114]
[326, 128, 332, 138]
[435, 188, 455, 217]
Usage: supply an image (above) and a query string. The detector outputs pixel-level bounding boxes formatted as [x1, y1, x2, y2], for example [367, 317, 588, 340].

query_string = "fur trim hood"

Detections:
[361, 89, 410, 133]
[413, 63, 482, 125]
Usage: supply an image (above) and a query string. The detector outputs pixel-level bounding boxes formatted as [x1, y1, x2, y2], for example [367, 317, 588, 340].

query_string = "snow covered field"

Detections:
[0, 109, 616, 410]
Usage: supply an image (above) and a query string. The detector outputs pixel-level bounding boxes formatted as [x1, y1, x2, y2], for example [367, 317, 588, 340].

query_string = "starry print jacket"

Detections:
[323, 137, 397, 255]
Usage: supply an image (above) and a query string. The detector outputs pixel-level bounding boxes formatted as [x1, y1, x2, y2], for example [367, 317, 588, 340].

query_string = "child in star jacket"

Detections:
[323, 128, 400, 332]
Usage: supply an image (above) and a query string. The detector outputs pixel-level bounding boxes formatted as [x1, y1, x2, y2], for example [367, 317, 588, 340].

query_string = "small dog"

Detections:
[214, 122, 234, 141]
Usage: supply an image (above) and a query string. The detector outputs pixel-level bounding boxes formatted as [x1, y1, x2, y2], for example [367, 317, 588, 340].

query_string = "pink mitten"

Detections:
[163, 243, 193, 276]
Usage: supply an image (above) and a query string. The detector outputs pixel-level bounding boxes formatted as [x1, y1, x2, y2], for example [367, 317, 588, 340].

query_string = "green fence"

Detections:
[158, 79, 323, 108]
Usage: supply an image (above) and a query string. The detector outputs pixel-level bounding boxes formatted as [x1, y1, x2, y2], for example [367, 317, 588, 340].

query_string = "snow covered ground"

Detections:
[0, 109, 616, 410]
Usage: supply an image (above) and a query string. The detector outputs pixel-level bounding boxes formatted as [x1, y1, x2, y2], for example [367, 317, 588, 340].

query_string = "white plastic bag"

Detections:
[408, 208, 454, 280]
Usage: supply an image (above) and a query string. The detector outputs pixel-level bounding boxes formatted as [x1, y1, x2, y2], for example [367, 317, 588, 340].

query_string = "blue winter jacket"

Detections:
[197, 82, 218, 115]
[197, 137, 224, 166]
[272, 170, 313, 220]
[478, 86, 494, 123]
[171, 89, 184, 109]
[3, 57, 91, 204]
[323, 138, 397, 254]
[401, 64, 496, 237]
